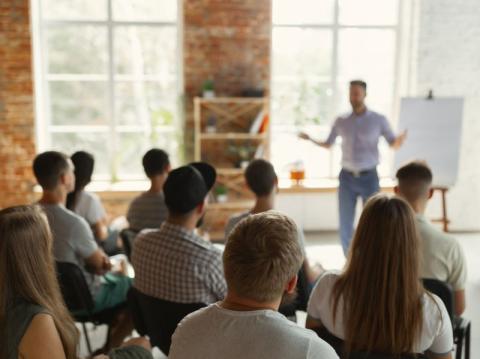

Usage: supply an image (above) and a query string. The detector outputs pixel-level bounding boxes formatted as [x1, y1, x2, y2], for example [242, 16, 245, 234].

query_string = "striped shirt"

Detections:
[127, 191, 169, 231]
[132, 221, 226, 304]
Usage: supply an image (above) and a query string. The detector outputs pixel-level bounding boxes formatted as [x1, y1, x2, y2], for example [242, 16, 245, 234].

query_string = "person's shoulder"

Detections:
[226, 211, 250, 230]
[269, 314, 338, 358]
[418, 218, 459, 250]
[51, 204, 90, 228]
[318, 270, 341, 286]
[229, 211, 250, 225]
[307, 334, 339, 358]
[19, 312, 65, 359]
[366, 109, 385, 118]
[336, 112, 352, 122]
[82, 190, 101, 204]
[310, 270, 340, 300]
[176, 304, 215, 331]
[135, 228, 161, 244]
[421, 292, 450, 331]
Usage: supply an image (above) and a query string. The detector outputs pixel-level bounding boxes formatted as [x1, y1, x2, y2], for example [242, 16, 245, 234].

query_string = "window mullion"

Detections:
[329, 0, 340, 178]
[107, 0, 117, 182]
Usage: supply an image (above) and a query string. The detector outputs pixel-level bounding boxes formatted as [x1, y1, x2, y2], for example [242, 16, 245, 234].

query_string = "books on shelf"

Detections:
[254, 144, 264, 159]
[249, 110, 269, 134]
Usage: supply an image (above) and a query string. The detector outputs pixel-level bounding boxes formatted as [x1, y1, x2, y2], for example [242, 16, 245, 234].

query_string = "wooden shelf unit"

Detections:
[194, 96, 270, 240]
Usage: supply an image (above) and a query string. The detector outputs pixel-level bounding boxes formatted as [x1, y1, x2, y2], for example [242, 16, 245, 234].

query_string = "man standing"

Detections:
[300, 80, 407, 254]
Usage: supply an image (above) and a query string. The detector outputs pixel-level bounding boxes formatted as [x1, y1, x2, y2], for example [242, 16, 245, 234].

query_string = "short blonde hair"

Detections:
[223, 211, 304, 302]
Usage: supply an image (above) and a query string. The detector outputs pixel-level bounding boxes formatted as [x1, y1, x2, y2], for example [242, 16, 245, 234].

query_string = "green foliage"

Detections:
[202, 79, 215, 91]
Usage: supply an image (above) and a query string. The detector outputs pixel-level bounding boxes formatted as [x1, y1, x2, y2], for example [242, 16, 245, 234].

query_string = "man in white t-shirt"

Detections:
[169, 211, 338, 359]
[395, 160, 467, 315]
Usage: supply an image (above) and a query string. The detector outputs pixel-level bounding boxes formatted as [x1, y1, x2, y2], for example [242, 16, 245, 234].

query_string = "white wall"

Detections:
[415, 0, 480, 230]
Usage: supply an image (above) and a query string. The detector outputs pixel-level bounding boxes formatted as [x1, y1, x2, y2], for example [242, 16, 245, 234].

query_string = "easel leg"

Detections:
[441, 188, 449, 232]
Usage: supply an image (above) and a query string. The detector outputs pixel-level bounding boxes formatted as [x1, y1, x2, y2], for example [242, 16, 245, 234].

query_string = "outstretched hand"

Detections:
[298, 132, 310, 141]
[392, 129, 408, 149]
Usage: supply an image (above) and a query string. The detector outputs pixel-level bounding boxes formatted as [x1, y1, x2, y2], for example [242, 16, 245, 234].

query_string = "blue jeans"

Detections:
[339, 168, 380, 255]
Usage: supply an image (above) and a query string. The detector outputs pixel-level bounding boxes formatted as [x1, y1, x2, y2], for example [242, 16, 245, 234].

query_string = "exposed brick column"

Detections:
[0, 1, 36, 208]
[183, 0, 271, 159]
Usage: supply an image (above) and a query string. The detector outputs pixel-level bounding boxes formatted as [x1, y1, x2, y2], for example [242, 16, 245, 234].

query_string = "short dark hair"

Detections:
[142, 149, 170, 177]
[33, 151, 71, 190]
[71, 151, 94, 189]
[350, 80, 367, 91]
[66, 151, 95, 210]
[245, 159, 277, 197]
[396, 160, 433, 202]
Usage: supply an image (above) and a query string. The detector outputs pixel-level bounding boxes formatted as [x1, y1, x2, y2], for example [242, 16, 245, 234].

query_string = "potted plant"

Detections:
[202, 79, 215, 98]
[215, 184, 228, 203]
[228, 142, 256, 169]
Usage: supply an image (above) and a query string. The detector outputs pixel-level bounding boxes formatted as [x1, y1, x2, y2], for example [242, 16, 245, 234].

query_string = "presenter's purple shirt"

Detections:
[326, 109, 396, 172]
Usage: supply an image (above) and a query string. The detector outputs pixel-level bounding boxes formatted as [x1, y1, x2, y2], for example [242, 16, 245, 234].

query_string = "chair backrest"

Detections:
[119, 229, 138, 260]
[279, 265, 310, 317]
[422, 278, 454, 321]
[314, 326, 428, 359]
[127, 287, 206, 355]
[55, 261, 94, 314]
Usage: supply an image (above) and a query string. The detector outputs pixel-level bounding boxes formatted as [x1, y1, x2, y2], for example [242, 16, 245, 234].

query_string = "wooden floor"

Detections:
[79, 230, 480, 358]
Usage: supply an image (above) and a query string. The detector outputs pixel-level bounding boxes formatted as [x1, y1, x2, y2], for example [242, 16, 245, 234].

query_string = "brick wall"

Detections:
[183, 0, 271, 159]
[0, 1, 36, 208]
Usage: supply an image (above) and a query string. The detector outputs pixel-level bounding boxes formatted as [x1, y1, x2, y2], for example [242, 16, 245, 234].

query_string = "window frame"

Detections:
[32, 0, 183, 183]
[270, 0, 405, 179]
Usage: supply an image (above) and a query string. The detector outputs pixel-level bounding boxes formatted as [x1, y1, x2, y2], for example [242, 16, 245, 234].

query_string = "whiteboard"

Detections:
[393, 97, 464, 187]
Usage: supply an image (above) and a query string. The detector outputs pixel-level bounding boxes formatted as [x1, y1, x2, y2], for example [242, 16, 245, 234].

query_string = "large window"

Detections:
[33, 0, 181, 182]
[271, 0, 402, 179]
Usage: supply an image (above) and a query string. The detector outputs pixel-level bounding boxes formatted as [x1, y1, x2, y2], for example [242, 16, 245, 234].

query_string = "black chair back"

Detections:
[314, 326, 428, 359]
[422, 278, 454, 320]
[119, 229, 138, 260]
[128, 287, 206, 355]
[55, 261, 94, 314]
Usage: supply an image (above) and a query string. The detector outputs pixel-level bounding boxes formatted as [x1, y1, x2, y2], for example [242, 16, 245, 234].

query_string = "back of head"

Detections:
[0, 205, 78, 358]
[143, 148, 170, 178]
[333, 194, 423, 354]
[245, 159, 277, 197]
[33, 151, 70, 191]
[71, 151, 94, 189]
[66, 151, 94, 210]
[223, 211, 303, 303]
[396, 160, 433, 204]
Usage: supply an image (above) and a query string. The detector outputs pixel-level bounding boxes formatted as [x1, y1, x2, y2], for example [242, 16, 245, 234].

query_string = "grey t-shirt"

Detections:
[127, 192, 168, 232]
[225, 211, 307, 256]
[74, 190, 106, 226]
[41, 203, 100, 294]
[170, 303, 339, 359]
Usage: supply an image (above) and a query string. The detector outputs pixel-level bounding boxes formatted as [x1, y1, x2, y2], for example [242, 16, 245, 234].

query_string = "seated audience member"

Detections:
[33, 151, 133, 352]
[225, 159, 323, 285]
[395, 161, 467, 315]
[0, 205, 152, 359]
[66, 151, 121, 255]
[306, 195, 453, 359]
[132, 162, 226, 304]
[127, 149, 171, 232]
[169, 211, 338, 359]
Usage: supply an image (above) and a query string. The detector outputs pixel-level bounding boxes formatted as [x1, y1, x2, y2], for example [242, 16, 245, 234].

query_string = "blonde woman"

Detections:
[306, 195, 453, 358]
[0, 205, 151, 359]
